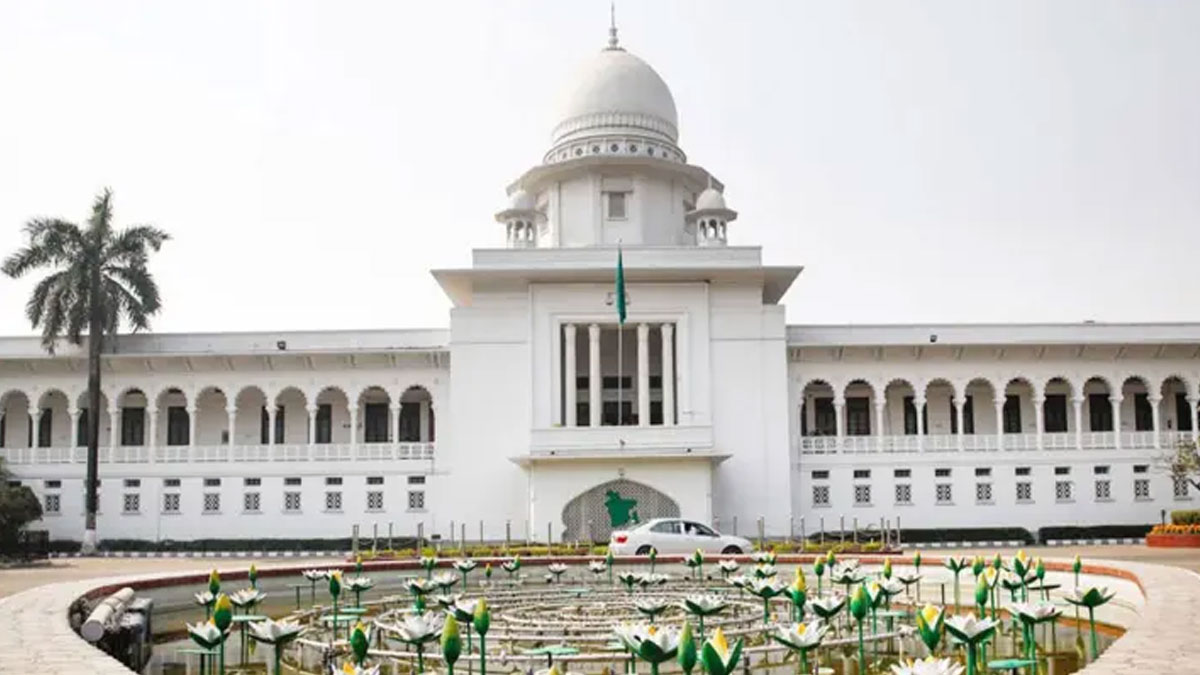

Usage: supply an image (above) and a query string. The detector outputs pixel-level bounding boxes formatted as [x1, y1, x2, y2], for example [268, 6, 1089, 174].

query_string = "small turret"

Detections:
[495, 189, 539, 248]
[687, 187, 736, 246]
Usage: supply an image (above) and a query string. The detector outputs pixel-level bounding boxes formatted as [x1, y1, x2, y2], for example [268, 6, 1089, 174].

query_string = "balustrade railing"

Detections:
[2, 441, 434, 465]
[793, 428, 1179, 455]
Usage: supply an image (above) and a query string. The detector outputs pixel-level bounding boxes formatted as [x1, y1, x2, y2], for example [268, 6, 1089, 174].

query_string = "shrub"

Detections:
[1171, 510, 1200, 526]
[1037, 524, 1153, 542]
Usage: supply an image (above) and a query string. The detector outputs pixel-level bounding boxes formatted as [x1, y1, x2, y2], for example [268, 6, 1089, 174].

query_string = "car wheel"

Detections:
[722, 545, 742, 555]
[636, 545, 654, 556]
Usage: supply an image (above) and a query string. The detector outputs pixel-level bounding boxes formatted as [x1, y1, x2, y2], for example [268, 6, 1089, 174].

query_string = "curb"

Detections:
[48, 550, 351, 559]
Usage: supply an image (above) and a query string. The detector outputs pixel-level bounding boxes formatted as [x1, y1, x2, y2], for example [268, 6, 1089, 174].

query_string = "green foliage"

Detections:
[1172, 510, 1200, 526]
[0, 460, 42, 554]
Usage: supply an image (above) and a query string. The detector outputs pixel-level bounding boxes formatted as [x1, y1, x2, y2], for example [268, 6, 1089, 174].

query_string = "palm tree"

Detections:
[3, 188, 168, 553]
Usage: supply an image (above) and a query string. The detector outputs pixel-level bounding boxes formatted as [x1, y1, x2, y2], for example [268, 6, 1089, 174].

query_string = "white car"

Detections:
[608, 518, 753, 556]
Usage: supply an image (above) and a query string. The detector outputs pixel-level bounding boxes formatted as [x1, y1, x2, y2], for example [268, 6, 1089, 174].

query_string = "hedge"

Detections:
[1036, 524, 1153, 542]
[1171, 510, 1200, 526]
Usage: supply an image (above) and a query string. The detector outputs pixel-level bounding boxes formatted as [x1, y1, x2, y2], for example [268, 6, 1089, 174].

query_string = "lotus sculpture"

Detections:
[746, 578, 787, 624]
[186, 619, 226, 674]
[717, 558, 739, 579]
[614, 623, 681, 675]
[1012, 601, 1063, 663]
[420, 555, 438, 580]
[302, 569, 328, 604]
[452, 559, 478, 590]
[943, 556, 970, 609]
[547, 562, 569, 583]
[634, 597, 672, 624]
[680, 594, 728, 638]
[772, 620, 829, 674]
[1064, 586, 1115, 660]
[193, 590, 215, 619]
[944, 614, 998, 675]
[382, 611, 444, 673]
[914, 604, 944, 655]
[890, 657, 965, 675]
[248, 618, 305, 675]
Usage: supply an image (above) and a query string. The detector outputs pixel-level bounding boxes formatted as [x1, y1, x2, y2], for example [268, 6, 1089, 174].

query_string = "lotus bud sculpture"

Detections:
[772, 620, 829, 674]
[248, 618, 305, 675]
[882, 557, 893, 579]
[677, 621, 697, 675]
[914, 604, 944, 656]
[249, 564, 259, 589]
[1064, 586, 1115, 660]
[648, 546, 658, 573]
[474, 598, 491, 675]
[606, 549, 615, 584]
[812, 557, 825, 595]
[441, 615, 463, 675]
[1072, 555, 1083, 588]
[502, 557, 521, 580]
[785, 567, 807, 622]
[971, 556, 985, 578]
[212, 593, 234, 674]
[849, 585, 870, 675]
[698, 628, 743, 675]
[618, 571, 639, 594]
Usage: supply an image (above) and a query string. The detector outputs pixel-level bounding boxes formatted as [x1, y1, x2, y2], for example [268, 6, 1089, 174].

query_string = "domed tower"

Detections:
[494, 189, 539, 248]
[497, 20, 723, 248]
[686, 186, 737, 246]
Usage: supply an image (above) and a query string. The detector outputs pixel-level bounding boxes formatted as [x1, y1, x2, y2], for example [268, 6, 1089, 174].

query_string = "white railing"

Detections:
[3, 442, 434, 465]
[962, 435, 999, 452]
[1002, 433, 1038, 451]
[1043, 432, 1074, 450]
[1081, 431, 1116, 450]
[880, 435, 921, 453]
[840, 436, 876, 453]
[1161, 431, 1192, 448]
[1122, 431, 1156, 449]
[798, 436, 839, 454]
[924, 434, 958, 452]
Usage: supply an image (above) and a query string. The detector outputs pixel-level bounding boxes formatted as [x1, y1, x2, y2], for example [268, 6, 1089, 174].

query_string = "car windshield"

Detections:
[649, 520, 681, 534]
[686, 522, 716, 536]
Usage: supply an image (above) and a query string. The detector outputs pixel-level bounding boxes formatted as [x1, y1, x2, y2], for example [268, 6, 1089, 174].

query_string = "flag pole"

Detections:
[617, 314, 622, 427]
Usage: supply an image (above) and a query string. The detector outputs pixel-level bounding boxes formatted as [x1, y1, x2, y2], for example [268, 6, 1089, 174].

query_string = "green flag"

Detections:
[614, 247, 627, 324]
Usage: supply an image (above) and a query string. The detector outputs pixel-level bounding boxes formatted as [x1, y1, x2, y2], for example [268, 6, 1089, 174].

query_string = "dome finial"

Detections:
[607, 1, 621, 50]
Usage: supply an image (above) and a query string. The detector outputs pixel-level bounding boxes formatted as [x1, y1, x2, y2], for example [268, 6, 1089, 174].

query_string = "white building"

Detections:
[4, 27, 1198, 546]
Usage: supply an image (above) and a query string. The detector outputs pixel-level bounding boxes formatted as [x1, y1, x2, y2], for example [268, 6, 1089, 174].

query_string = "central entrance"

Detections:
[561, 478, 680, 543]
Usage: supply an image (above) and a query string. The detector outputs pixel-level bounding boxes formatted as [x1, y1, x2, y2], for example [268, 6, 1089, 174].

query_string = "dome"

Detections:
[550, 47, 679, 150]
[695, 188, 726, 211]
[507, 189, 536, 212]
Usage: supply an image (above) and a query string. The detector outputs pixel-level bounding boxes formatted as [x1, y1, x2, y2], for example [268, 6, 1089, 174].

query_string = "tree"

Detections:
[1163, 438, 1200, 493]
[3, 189, 168, 553]
[0, 458, 42, 556]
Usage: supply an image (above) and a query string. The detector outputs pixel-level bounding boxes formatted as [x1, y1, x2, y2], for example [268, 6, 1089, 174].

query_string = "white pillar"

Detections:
[226, 407, 236, 446]
[954, 396, 965, 451]
[186, 405, 196, 448]
[1073, 397, 1084, 449]
[389, 403, 400, 443]
[993, 397, 1005, 450]
[68, 408, 79, 449]
[307, 405, 318, 447]
[833, 397, 845, 450]
[661, 323, 675, 426]
[1110, 396, 1123, 449]
[30, 409, 41, 448]
[146, 406, 158, 451]
[109, 406, 119, 450]
[636, 322, 650, 426]
[588, 324, 601, 427]
[267, 405, 277, 446]
[874, 401, 886, 452]
[1190, 396, 1200, 445]
[1034, 396, 1045, 451]
[1150, 395, 1162, 449]
[564, 323, 577, 427]
[349, 405, 359, 450]
[419, 400, 430, 442]
[914, 396, 926, 451]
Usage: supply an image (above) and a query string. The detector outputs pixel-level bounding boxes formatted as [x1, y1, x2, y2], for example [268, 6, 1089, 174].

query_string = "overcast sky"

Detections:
[1, 1, 1197, 336]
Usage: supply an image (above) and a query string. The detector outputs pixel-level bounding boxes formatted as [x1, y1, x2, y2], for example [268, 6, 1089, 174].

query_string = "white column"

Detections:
[1073, 397, 1084, 449]
[267, 405, 277, 446]
[1110, 396, 1123, 449]
[307, 405, 318, 447]
[1150, 395, 1162, 449]
[109, 406, 120, 450]
[833, 397, 845, 449]
[226, 407, 237, 446]
[1190, 396, 1200, 445]
[874, 401, 886, 452]
[389, 403, 400, 443]
[186, 405, 196, 448]
[914, 395, 926, 451]
[661, 323, 675, 426]
[1034, 396, 1045, 451]
[68, 407, 79, 449]
[30, 409, 41, 448]
[993, 397, 1005, 450]
[954, 396, 965, 451]
[636, 323, 650, 426]
[146, 406, 158, 451]
[349, 405, 359, 450]
[419, 400, 430, 442]
[588, 324, 601, 427]
[564, 323, 577, 427]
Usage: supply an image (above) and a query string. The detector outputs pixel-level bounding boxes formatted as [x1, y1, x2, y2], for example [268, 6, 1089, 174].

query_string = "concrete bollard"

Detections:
[757, 517, 765, 550]
[819, 516, 825, 545]
[388, 521, 393, 550]
[352, 524, 360, 556]
[372, 521, 378, 552]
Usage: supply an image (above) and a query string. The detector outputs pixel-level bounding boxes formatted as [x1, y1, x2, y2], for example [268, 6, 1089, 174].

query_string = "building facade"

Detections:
[4, 29, 1197, 544]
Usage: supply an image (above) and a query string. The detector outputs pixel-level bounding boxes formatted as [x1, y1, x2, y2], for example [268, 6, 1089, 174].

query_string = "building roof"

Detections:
[786, 322, 1200, 347]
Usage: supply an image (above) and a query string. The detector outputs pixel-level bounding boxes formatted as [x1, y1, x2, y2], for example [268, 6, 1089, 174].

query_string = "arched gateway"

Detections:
[562, 479, 680, 543]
